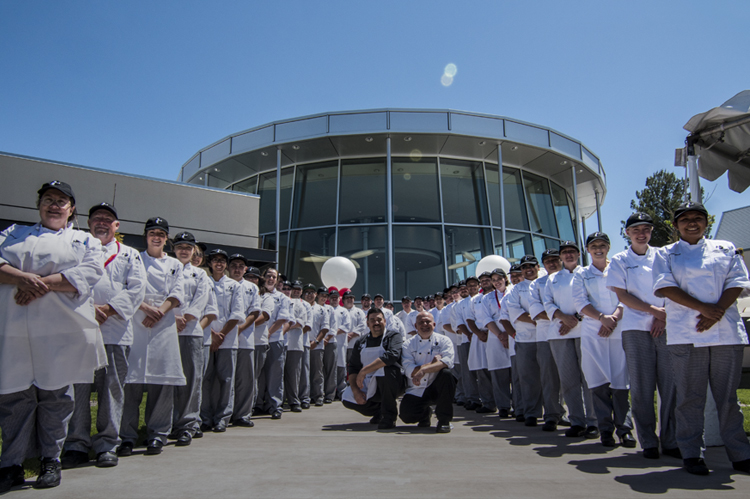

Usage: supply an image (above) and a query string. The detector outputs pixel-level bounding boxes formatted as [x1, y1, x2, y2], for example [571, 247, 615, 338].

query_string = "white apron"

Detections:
[341, 342, 384, 404]
[467, 333, 488, 371]
[486, 324, 512, 371]
[580, 320, 629, 390]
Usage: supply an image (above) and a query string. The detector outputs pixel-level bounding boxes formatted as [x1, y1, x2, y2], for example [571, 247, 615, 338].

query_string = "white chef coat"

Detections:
[177, 262, 212, 338]
[499, 292, 516, 356]
[458, 296, 478, 347]
[266, 289, 293, 344]
[0, 223, 107, 394]
[202, 275, 245, 350]
[301, 300, 313, 348]
[331, 305, 352, 368]
[467, 293, 489, 371]
[236, 280, 261, 349]
[390, 314, 407, 340]
[529, 275, 551, 342]
[573, 263, 628, 390]
[346, 306, 367, 350]
[396, 309, 410, 324]
[286, 297, 308, 352]
[402, 332, 455, 397]
[126, 251, 186, 386]
[341, 340, 384, 404]
[543, 267, 583, 340]
[252, 293, 276, 347]
[93, 240, 146, 345]
[607, 246, 665, 332]
[310, 302, 329, 351]
[442, 302, 460, 361]
[506, 280, 538, 343]
[477, 289, 512, 370]
[324, 304, 337, 344]
[653, 238, 750, 347]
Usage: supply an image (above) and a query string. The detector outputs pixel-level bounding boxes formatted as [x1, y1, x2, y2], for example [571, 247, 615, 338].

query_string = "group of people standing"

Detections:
[0, 180, 748, 494]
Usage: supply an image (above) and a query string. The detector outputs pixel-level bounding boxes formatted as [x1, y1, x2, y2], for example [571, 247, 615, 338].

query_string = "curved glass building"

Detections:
[179, 109, 606, 301]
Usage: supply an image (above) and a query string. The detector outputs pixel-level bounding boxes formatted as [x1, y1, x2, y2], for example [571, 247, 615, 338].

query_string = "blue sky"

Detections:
[2, 0, 748, 251]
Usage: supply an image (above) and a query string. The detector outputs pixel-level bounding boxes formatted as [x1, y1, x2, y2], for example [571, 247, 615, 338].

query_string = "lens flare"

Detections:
[441, 74, 453, 87]
[409, 149, 423, 161]
[444, 63, 457, 77]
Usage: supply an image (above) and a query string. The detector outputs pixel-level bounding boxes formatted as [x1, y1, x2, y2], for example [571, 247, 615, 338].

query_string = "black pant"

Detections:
[399, 368, 456, 425]
[342, 365, 403, 423]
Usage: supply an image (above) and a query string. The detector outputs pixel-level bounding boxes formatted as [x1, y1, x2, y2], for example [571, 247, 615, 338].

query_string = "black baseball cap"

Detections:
[673, 201, 709, 222]
[303, 283, 317, 291]
[144, 216, 169, 234]
[373, 293, 384, 299]
[519, 255, 538, 266]
[559, 240, 580, 252]
[342, 290, 355, 298]
[509, 263, 522, 273]
[434, 291, 444, 298]
[317, 286, 329, 295]
[458, 280, 467, 287]
[246, 266, 261, 277]
[229, 253, 248, 265]
[625, 212, 654, 229]
[206, 248, 229, 262]
[401, 296, 412, 303]
[173, 231, 196, 246]
[541, 249, 560, 263]
[88, 202, 117, 219]
[291, 280, 303, 289]
[491, 268, 507, 276]
[478, 271, 492, 279]
[586, 232, 611, 246]
[196, 242, 208, 253]
[465, 276, 479, 284]
[414, 296, 424, 301]
[38, 180, 75, 204]
[361, 293, 371, 300]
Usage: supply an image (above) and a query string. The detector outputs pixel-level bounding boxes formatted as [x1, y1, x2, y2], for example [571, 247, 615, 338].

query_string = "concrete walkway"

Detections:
[7, 403, 750, 498]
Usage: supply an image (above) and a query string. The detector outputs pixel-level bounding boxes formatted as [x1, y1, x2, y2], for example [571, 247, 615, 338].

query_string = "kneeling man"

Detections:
[342, 308, 404, 429]
[399, 311, 456, 433]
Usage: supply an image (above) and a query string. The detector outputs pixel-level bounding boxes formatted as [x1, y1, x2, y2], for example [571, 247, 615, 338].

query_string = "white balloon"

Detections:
[475, 255, 511, 277]
[320, 256, 357, 290]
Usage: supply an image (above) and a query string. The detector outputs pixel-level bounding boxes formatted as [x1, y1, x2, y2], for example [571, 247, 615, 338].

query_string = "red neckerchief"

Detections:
[104, 241, 121, 268]
[494, 289, 506, 309]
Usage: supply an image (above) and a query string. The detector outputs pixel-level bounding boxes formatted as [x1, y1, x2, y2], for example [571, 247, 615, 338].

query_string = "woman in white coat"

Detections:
[653, 202, 750, 476]
[573, 232, 634, 448]
[0, 181, 105, 492]
[119, 217, 186, 457]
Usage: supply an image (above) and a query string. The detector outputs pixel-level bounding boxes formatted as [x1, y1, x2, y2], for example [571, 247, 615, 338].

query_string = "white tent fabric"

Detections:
[683, 90, 750, 193]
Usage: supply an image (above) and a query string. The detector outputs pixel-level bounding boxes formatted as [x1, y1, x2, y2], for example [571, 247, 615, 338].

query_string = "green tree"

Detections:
[621, 170, 713, 247]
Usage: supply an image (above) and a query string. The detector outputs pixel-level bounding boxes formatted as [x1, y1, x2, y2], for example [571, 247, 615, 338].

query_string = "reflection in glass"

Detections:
[258, 169, 293, 234]
[286, 229, 336, 287]
[444, 226, 492, 284]
[232, 175, 257, 194]
[338, 226, 388, 298]
[501, 231, 533, 263]
[502, 168, 529, 231]
[532, 236, 559, 262]
[392, 159, 440, 223]
[290, 161, 338, 229]
[393, 226, 444, 299]
[440, 159, 489, 225]
[263, 232, 288, 273]
[550, 182, 576, 241]
[339, 159, 386, 224]
[485, 164, 501, 227]
[523, 172, 558, 237]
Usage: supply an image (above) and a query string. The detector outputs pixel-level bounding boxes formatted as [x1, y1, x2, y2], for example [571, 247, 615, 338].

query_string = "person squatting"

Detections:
[0, 180, 749, 493]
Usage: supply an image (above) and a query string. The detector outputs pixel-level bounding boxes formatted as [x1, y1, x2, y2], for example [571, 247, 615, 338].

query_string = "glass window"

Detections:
[339, 159, 387, 224]
[262, 232, 288, 274]
[444, 226, 492, 284]
[523, 172, 559, 237]
[532, 236, 559, 262]
[502, 168, 529, 230]
[285, 228, 336, 287]
[500, 231, 533, 263]
[232, 175, 257, 194]
[392, 159, 440, 223]
[440, 159, 489, 225]
[290, 161, 337, 229]
[485, 164, 501, 227]
[207, 174, 230, 189]
[338, 225, 388, 298]
[258, 168, 293, 234]
[393, 226, 445, 299]
[550, 182, 576, 241]
[505, 121, 549, 148]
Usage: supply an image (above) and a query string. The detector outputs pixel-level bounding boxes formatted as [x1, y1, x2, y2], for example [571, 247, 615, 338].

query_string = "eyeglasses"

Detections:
[40, 197, 71, 208]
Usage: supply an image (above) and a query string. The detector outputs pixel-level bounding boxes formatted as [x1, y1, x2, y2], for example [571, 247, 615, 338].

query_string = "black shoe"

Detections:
[271, 410, 283, 420]
[558, 417, 571, 427]
[323, 399, 333, 404]
[565, 425, 586, 438]
[643, 447, 660, 459]
[662, 447, 682, 459]
[476, 406, 496, 414]
[95, 451, 118, 468]
[464, 402, 479, 411]
[732, 458, 750, 473]
[34, 458, 61, 489]
[377, 420, 396, 430]
[176, 431, 192, 447]
[542, 420, 557, 432]
[436, 422, 451, 433]
[369, 414, 382, 425]
[301, 402, 311, 409]
[418, 418, 432, 428]
[314, 400, 324, 407]
[455, 400, 465, 406]
[619, 432, 637, 448]
[213, 422, 227, 433]
[583, 426, 600, 439]
[524, 417, 538, 427]
[233, 419, 255, 428]
[61, 450, 90, 470]
[498, 409, 510, 418]
[0, 465, 25, 493]
[291, 405, 302, 413]
[117, 442, 133, 457]
[515, 414, 526, 423]
[200, 423, 212, 432]
[145, 440, 163, 455]
[193, 429, 204, 439]
[601, 431, 616, 447]
[683, 457, 709, 475]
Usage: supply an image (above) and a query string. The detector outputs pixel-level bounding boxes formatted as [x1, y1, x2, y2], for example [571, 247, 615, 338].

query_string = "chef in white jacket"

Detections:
[399, 311, 456, 433]
[119, 217, 185, 457]
[573, 232, 634, 449]
[308, 287, 330, 406]
[0, 181, 105, 491]
[653, 202, 750, 476]
[438, 286, 464, 404]
[344, 290, 367, 364]
[453, 280, 482, 410]
[63, 203, 146, 470]
[330, 288, 352, 399]
[299, 284, 315, 409]
[284, 280, 308, 412]
[467, 273, 497, 414]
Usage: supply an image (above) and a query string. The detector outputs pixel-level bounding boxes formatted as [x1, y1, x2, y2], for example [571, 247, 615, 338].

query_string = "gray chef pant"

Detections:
[537, 341, 565, 423]
[549, 337, 597, 428]
[66, 344, 129, 454]
[490, 368, 512, 411]
[470, 367, 496, 410]
[310, 348, 325, 404]
[668, 343, 750, 462]
[622, 330, 677, 450]
[452, 361, 466, 404]
[257, 341, 285, 413]
[323, 342, 337, 400]
[172, 337, 203, 435]
[284, 349, 304, 407]
[514, 342, 543, 418]
[591, 384, 633, 436]
[0, 385, 74, 466]
[336, 366, 347, 399]
[252, 344, 269, 410]
[200, 348, 237, 427]
[510, 355, 523, 415]
[121, 383, 173, 445]
[457, 343, 480, 404]
[300, 346, 311, 405]
[233, 348, 255, 423]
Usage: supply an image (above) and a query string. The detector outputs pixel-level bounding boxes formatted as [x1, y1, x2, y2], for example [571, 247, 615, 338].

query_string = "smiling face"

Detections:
[542, 256, 561, 274]
[191, 247, 204, 267]
[586, 240, 610, 262]
[559, 248, 579, 270]
[173, 243, 195, 265]
[676, 212, 707, 244]
[626, 224, 653, 247]
[367, 311, 385, 337]
[228, 259, 247, 281]
[88, 209, 119, 245]
[479, 276, 493, 293]
[491, 274, 507, 293]
[263, 269, 278, 291]
[520, 264, 538, 281]
[209, 256, 228, 277]
[146, 229, 168, 255]
[39, 189, 74, 231]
